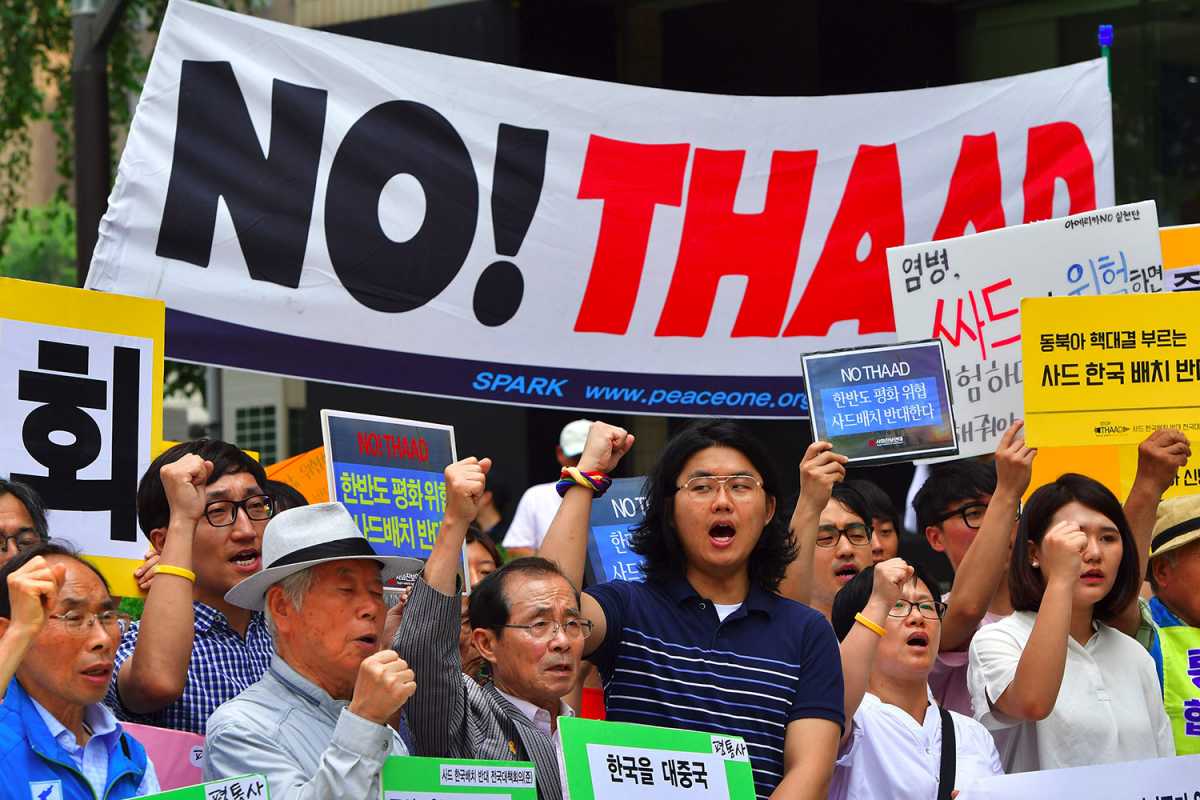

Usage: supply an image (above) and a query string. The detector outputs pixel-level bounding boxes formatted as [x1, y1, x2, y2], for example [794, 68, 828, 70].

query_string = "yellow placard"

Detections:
[265, 445, 328, 504]
[1161, 224, 1200, 269]
[0, 278, 164, 598]
[1117, 445, 1200, 500]
[1025, 445, 1122, 501]
[1022, 293, 1200, 448]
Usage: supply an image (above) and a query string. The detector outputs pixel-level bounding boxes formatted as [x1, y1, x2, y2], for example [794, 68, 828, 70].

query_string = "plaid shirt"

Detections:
[105, 602, 274, 735]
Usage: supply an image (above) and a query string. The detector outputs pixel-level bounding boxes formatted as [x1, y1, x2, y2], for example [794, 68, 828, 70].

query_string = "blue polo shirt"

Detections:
[586, 576, 844, 799]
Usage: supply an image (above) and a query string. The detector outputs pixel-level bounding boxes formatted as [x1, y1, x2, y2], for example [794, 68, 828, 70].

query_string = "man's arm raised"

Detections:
[424, 458, 491, 594]
[778, 442, 846, 605]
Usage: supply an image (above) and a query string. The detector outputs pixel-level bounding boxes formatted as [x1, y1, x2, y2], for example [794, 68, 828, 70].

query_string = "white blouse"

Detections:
[967, 610, 1174, 773]
[827, 692, 1003, 799]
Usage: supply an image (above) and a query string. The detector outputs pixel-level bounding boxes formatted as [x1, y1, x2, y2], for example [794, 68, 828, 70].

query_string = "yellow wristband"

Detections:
[154, 564, 197, 583]
[854, 612, 886, 637]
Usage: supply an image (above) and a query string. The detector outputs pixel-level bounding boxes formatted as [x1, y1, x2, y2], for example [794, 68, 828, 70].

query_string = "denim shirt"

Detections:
[202, 655, 408, 800]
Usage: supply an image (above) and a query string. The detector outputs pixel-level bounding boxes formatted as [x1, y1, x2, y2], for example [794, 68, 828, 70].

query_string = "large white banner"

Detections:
[87, 0, 1115, 417]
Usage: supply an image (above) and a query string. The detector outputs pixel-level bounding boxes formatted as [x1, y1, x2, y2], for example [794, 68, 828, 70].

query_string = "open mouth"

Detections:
[353, 634, 378, 648]
[708, 523, 736, 549]
[834, 563, 860, 583]
[905, 632, 930, 649]
[230, 549, 261, 572]
[80, 663, 113, 682]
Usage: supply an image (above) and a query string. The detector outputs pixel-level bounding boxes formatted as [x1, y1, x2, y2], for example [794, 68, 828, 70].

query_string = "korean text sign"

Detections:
[141, 773, 269, 800]
[1021, 293, 1200, 447]
[586, 477, 648, 585]
[957, 753, 1200, 800]
[887, 200, 1162, 459]
[88, 0, 1114, 418]
[802, 340, 957, 463]
[560, 717, 755, 800]
[380, 755, 537, 799]
[321, 410, 455, 560]
[0, 278, 163, 597]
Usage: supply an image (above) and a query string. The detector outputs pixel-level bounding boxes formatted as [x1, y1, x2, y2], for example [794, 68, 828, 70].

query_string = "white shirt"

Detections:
[502, 482, 562, 551]
[929, 591, 1007, 717]
[967, 610, 1174, 773]
[712, 603, 742, 622]
[32, 696, 160, 797]
[828, 692, 1002, 800]
[495, 688, 575, 798]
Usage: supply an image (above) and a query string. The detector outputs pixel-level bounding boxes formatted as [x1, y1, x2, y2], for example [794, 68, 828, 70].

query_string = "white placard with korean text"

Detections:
[886, 200, 1163, 459]
[585, 744, 729, 799]
[957, 753, 1200, 799]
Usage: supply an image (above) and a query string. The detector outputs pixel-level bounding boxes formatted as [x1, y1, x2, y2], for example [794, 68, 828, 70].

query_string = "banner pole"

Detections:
[1098, 24, 1113, 89]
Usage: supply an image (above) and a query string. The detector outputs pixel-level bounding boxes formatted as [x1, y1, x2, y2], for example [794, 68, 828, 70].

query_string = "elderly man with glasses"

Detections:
[105, 439, 277, 734]
[0, 543, 160, 799]
[395, 457, 585, 800]
[0, 480, 50, 569]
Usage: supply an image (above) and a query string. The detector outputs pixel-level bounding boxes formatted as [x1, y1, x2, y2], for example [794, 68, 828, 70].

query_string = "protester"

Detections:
[396, 457, 578, 800]
[540, 420, 844, 800]
[829, 559, 1002, 799]
[0, 544, 160, 798]
[1138, 495, 1200, 755]
[502, 419, 591, 558]
[0, 480, 49, 568]
[460, 527, 503, 682]
[475, 479, 511, 544]
[106, 439, 275, 734]
[203, 502, 416, 798]
[967, 474, 1173, 772]
[847, 480, 902, 563]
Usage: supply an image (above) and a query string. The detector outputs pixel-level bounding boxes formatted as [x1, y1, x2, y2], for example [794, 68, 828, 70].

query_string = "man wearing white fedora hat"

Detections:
[202, 502, 423, 799]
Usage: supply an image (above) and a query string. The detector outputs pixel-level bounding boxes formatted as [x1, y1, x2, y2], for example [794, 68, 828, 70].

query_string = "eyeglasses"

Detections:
[204, 495, 274, 527]
[47, 610, 133, 636]
[815, 523, 872, 548]
[889, 599, 947, 620]
[1, 532, 44, 553]
[937, 503, 989, 530]
[503, 618, 594, 642]
[676, 475, 763, 501]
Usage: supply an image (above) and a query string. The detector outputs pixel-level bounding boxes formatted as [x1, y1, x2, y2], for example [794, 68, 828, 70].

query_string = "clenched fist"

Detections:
[443, 457, 492, 525]
[797, 442, 848, 512]
[160, 454, 215, 524]
[1037, 521, 1088, 585]
[576, 422, 635, 474]
[870, 557, 914, 608]
[348, 650, 417, 725]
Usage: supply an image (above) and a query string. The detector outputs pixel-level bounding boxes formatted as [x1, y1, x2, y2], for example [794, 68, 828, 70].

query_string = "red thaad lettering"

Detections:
[355, 432, 429, 462]
[783, 144, 904, 337]
[934, 133, 1005, 239]
[655, 148, 817, 337]
[573, 135, 690, 334]
[1023, 121, 1096, 223]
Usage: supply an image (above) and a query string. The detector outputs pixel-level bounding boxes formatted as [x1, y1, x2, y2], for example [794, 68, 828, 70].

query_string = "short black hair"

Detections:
[466, 526, 504, 572]
[1009, 473, 1140, 621]
[468, 556, 578, 632]
[0, 542, 109, 618]
[631, 419, 795, 594]
[847, 480, 900, 533]
[0, 479, 49, 541]
[137, 439, 268, 534]
[830, 483, 873, 529]
[912, 459, 997, 534]
[264, 480, 309, 513]
[830, 561, 942, 641]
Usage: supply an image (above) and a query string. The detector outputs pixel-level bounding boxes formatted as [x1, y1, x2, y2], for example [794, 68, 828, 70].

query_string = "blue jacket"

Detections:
[0, 680, 149, 800]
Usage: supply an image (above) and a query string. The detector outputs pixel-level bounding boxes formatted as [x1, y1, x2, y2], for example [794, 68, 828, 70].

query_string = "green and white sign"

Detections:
[561, 717, 756, 799]
[142, 774, 269, 800]
[380, 756, 538, 799]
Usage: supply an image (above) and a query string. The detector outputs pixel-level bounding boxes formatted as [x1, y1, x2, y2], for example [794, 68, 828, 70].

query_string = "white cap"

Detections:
[559, 419, 592, 459]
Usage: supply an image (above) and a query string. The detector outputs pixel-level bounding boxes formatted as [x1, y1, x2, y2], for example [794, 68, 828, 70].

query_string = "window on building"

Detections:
[236, 405, 277, 465]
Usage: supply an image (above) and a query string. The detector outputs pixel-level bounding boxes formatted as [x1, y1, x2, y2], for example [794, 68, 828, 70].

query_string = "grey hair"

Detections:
[264, 568, 314, 640]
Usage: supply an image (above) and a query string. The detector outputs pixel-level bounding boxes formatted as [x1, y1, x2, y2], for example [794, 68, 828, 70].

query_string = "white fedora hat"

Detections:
[225, 502, 422, 611]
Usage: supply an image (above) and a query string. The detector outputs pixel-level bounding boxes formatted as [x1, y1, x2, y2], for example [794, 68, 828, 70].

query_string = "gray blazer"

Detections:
[393, 579, 564, 800]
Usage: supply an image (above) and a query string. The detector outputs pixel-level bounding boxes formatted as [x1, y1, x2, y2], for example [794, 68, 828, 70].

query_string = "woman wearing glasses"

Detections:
[967, 474, 1173, 772]
[828, 559, 1002, 799]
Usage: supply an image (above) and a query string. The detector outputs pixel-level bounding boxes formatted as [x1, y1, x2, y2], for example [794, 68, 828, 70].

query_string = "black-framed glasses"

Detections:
[677, 475, 763, 502]
[937, 503, 989, 530]
[889, 599, 947, 620]
[1, 531, 44, 553]
[204, 495, 274, 527]
[815, 523, 872, 548]
[47, 610, 133, 636]
[503, 618, 594, 641]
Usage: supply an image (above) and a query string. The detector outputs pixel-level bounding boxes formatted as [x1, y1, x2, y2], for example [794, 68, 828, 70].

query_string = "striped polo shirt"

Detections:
[586, 576, 844, 798]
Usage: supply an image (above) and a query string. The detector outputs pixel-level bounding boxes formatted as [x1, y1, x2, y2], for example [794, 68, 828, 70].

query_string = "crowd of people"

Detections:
[0, 416, 1197, 800]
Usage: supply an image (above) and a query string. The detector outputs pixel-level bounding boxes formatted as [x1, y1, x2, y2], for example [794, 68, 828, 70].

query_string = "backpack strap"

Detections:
[937, 704, 956, 800]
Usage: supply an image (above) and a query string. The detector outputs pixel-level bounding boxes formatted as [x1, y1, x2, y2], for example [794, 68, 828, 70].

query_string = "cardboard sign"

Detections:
[88, 0, 1117, 418]
[380, 756, 537, 799]
[1022, 293, 1200, 447]
[1162, 223, 1200, 293]
[802, 340, 957, 464]
[0, 278, 163, 597]
[586, 477, 648, 584]
[957, 754, 1200, 799]
[887, 201, 1162, 459]
[321, 410, 455, 563]
[141, 774, 268, 800]
[560, 717, 755, 800]
[264, 445, 329, 504]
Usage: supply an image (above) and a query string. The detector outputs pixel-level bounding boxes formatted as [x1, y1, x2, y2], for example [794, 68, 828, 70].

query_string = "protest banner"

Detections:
[560, 717, 755, 799]
[321, 410, 453, 568]
[1162, 223, 1200, 293]
[141, 773, 268, 800]
[380, 755, 537, 799]
[956, 753, 1200, 799]
[264, 445, 329, 503]
[0, 278, 163, 597]
[802, 340, 957, 464]
[586, 477, 647, 585]
[888, 200, 1163, 459]
[88, 0, 1114, 418]
[1022, 292, 1200, 448]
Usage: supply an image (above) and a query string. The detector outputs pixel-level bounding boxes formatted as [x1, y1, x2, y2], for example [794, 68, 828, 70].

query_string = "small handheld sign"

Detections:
[140, 773, 268, 799]
[802, 340, 958, 464]
[380, 755, 538, 799]
[586, 477, 647, 585]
